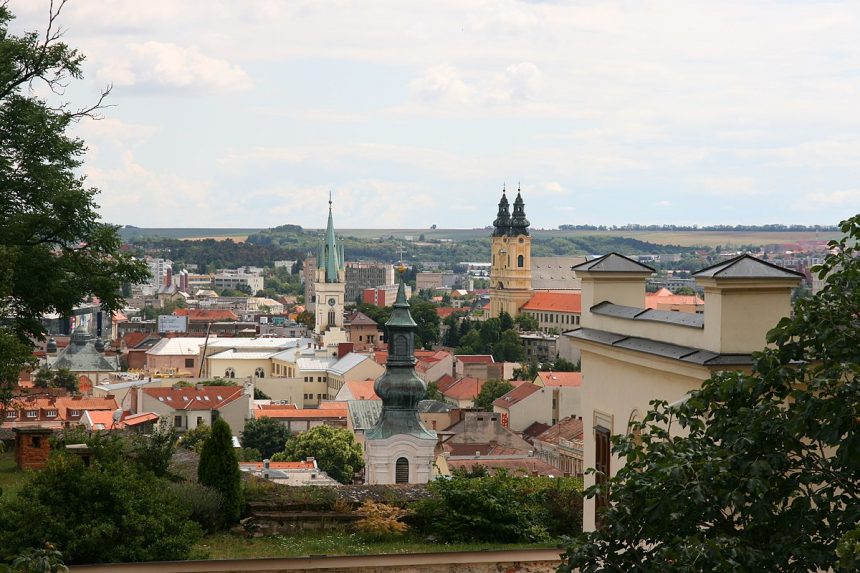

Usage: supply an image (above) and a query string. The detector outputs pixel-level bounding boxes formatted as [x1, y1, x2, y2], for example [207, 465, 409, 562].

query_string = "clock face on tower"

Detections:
[327, 297, 336, 307]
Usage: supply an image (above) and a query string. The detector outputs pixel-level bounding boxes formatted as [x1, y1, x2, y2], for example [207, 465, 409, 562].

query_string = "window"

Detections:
[174, 415, 183, 428]
[5, 411, 16, 419]
[196, 416, 204, 426]
[225, 368, 236, 378]
[26, 410, 37, 418]
[395, 457, 409, 484]
[594, 426, 611, 529]
[185, 358, 194, 368]
[254, 367, 265, 378]
[70, 409, 81, 417]
[46, 410, 57, 418]
[517, 254, 524, 267]
[32, 436, 41, 448]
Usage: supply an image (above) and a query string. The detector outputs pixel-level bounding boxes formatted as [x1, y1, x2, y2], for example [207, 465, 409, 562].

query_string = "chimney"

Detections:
[337, 342, 353, 359]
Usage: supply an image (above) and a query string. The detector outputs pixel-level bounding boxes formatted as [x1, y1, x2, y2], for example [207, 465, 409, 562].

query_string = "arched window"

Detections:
[328, 309, 336, 328]
[395, 457, 409, 484]
[225, 368, 235, 378]
[254, 367, 265, 378]
[517, 254, 524, 267]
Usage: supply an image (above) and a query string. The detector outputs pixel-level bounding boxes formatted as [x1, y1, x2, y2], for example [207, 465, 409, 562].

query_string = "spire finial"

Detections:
[329, 190, 332, 208]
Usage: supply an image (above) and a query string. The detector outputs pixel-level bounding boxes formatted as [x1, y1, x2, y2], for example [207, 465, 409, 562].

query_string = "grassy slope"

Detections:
[0, 450, 27, 500]
[197, 531, 556, 559]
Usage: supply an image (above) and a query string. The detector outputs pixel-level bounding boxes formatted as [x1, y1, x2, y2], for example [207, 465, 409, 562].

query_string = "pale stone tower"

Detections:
[364, 282, 437, 484]
[490, 185, 532, 318]
[314, 197, 348, 350]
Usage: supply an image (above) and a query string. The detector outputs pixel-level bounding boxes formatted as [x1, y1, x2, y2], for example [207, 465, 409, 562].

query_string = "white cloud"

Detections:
[96, 42, 252, 93]
[800, 190, 860, 207]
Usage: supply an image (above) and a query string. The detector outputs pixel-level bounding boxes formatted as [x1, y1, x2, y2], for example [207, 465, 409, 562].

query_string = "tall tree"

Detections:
[492, 329, 526, 362]
[240, 417, 291, 460]
[498, 311, 514, 332]
[272, 425, 364, 484]
[197, 418, 243, 525]
[0, 2, 148, 404]
[473, 379, 514, 411]
[561, 214, 860, 573]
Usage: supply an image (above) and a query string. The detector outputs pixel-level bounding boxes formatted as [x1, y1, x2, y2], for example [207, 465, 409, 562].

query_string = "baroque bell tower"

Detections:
[489, 185, 532, 318]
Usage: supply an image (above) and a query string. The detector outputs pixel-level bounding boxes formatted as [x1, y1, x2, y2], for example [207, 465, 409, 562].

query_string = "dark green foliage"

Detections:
[197, 418, 243, 525]
[550, 356, 579, 372]
[10, 543, 68, 573]
[492, 329, 526, 362]
[515, 313, 539, 332]
[0, 455, 201, 564]
[32, 368, 77, 392]
[473, 379, 514, 411]
[498, 311, 514, 332]
[0, 4, 149, 406]
[237, 447, 262, 462]
[253, 387, 271, 400]
[240, 417, 291, 459]
[272, 425, 363, 484]
[407, 297, 441, 349]
[412, 472, 582, 543]
[561, 214, 860, 572]
[424, 381, 443, 402]
[179, 422, 210, 453]
[133, 418, 177, 477]
[167, 482, 224, 534]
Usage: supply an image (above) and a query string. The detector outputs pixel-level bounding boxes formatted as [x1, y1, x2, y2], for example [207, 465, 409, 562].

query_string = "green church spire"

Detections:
[320, 194, 344, 283]
[510, 184, 530, 236]
[366, 281, 435, 440]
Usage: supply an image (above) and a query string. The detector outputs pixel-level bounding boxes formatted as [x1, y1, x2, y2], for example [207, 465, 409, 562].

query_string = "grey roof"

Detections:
[329, 352, 369, 375]
[693, 254, 804, 279]
[417, 399, 453, 413]
[591, 301, 704, 329]
[566, 327, 754, 366]
[531, 256, 586, 290]
[572, 253, 655, 273]
[50, 329, 120, 373]
[348, 400, 382, 430]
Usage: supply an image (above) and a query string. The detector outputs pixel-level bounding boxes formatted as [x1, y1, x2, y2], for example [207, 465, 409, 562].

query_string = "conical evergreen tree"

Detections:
[197, 417, 243, 525]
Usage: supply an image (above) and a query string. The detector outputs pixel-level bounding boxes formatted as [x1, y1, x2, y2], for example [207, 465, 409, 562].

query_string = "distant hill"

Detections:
[118, 226, 261, 241]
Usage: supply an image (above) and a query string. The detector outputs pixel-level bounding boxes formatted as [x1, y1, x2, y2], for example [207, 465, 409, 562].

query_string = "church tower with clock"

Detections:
[314, 197, 348, 351]
[489, 185, 532, 318]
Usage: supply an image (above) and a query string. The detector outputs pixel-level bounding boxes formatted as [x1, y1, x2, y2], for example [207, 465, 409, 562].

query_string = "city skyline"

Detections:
[9, 0, 860, 229]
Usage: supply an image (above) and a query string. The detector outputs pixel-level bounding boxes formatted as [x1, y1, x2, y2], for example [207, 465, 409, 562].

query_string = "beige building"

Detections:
[492, 377, 582, 431]
[145, 337, 207, 377]
[568, 253, 801, 531]
[138, 385, 251, 435]
[489, 189, 533, 318]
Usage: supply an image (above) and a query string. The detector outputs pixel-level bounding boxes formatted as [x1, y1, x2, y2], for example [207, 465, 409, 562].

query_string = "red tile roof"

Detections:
[492, 382, 541, 409]
[456, 354, 495, 365]
[342, 380, 379, 400]
[254, 408, 347, 420]
[348, 311, 377, 326]
[240, 461, 316, 470]
[434, 374, 457, 392]
[441, 377, 485, 400]
[645, 288, 704, 308]
[535, 372, 582, 387]
[123, 412, 160, 426]
[436, 307, 459, 318]
[173, 309, 239, 322]
[143, 386, 244, 410]
[521, 292, 581, 313]
[535, 416, 584, 445]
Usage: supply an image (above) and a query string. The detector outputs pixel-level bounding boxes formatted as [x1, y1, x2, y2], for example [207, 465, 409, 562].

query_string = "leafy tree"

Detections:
[253, 387, 271, 400]
[441, 313, 462, 347]
[479, 317, 501, 348]
[33, 367, 77, 391]
[240, 417, 291, 459]
[672, 285, 696, 295]
[236, 447, 262, 462]
[179, 423, 211, 453]
[425, 381, 443, 402]
[513, 359, 538, 381]
[271, 425, 363, 484]
[498, 311, 514, 332]
[0, 455, 201, 564]
[133, 418, 176, 478]
[458, 317, 473, 338]
[561, 214, 860, 572]
[455, 330, 483, 355]
[0, 3, 149, 405]
[295, 310, 314, 331]
[409, 297, 441, 349]
[197, 418, 243, 525]
[551, 356, 580, 372]
[492, 329, 526, 362]
[473, 379, 514, 411]
[515, 313, 539, 332]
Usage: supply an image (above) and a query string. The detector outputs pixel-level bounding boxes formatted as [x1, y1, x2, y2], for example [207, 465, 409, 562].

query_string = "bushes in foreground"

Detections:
[411, 471, 582, 543]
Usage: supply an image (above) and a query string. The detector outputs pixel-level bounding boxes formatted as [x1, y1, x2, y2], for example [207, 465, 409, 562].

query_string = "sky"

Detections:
[8, 0, 860, 229]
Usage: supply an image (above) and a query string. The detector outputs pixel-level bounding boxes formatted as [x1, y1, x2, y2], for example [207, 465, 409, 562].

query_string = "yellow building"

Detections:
[489, 187, 532, 318]
[567, 253, 802, 531]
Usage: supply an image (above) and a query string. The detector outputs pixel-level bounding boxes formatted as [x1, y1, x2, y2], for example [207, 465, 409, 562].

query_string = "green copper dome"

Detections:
[366, 282, 436, 441]
[492, 186, 511, 237]
[510, 186, 530, 236]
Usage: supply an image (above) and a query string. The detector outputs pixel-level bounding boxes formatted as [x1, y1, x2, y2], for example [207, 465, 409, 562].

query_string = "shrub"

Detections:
[237, 447, 262, 462]
[179, 423, 211, 453]
[197, 418, 243, 525]
[271, 425, 363, 484]
[0, 455, 201, 564]
[354, 501, 409, 540]
[132, 417, 176, 477]
[411, 472, 582, 543]
[168, 482, 224, 533]
[240, 417, 291, 459]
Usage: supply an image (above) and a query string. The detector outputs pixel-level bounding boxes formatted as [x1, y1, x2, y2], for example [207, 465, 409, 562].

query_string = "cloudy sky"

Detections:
[9, 0, 860, 229]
